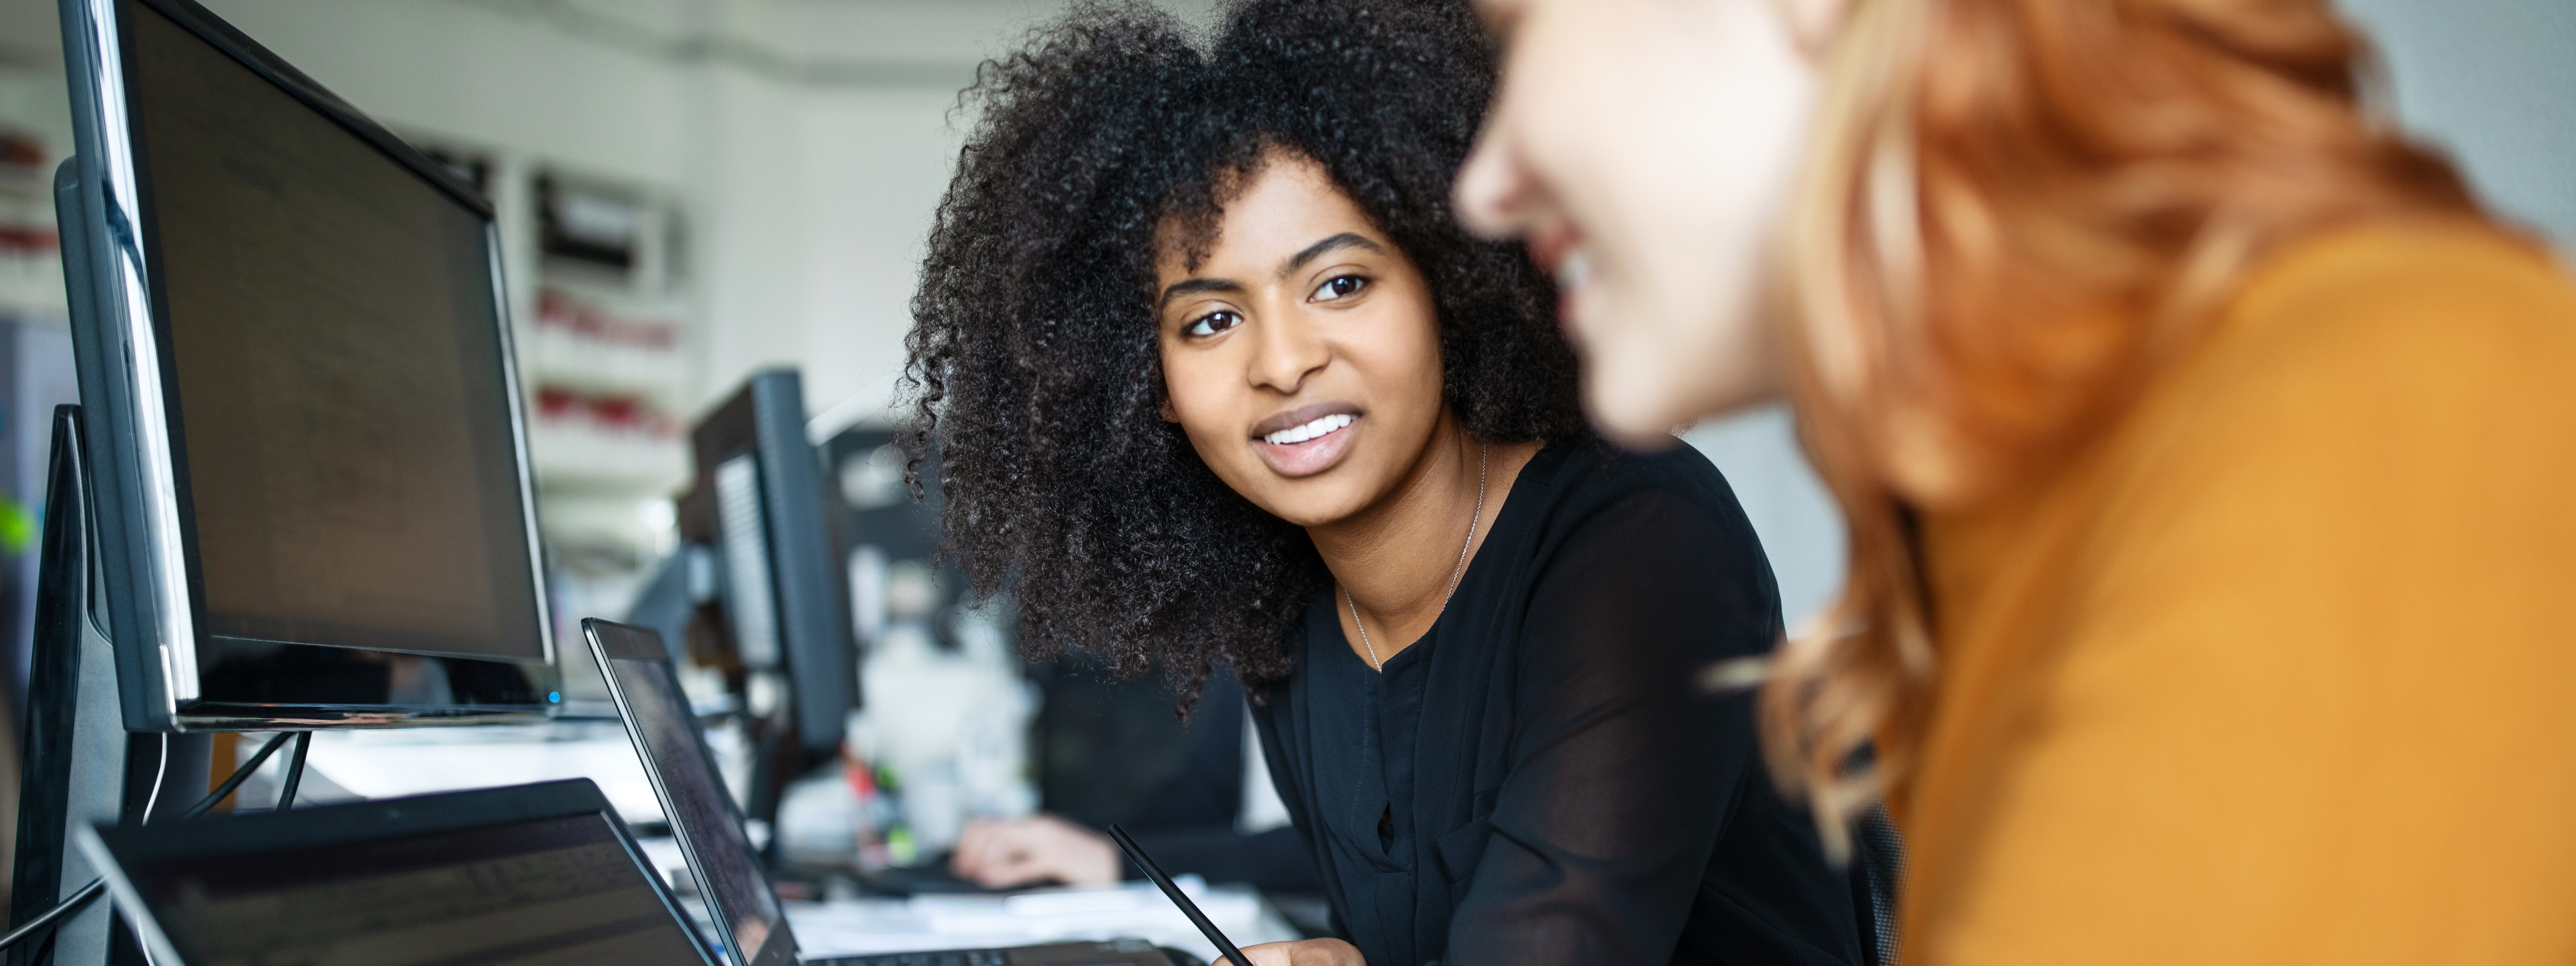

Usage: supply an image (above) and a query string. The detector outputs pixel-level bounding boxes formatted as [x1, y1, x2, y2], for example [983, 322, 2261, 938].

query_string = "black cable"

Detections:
[275, 732, 312, 811]
[0, 878, 103, 952]
[181, 731, 294, 822]
[3, 732, 313, 952]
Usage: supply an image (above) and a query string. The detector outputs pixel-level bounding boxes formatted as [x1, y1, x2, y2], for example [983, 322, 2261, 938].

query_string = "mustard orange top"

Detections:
[1897, 223, 2576, 964]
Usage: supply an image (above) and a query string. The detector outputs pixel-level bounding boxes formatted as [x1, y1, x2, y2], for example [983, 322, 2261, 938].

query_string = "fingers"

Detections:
[1232, 939, 1365, 966]
[950, 820, 994, 879]
[950, 816, 1101, 888]
[953, 820, 1033, 887]
[945, 815, 1126, 889]
[973, 851, 1051, 889]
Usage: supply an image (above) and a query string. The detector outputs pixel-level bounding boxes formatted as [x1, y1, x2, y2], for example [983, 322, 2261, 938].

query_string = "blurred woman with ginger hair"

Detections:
[1458, 0, 2576, 963]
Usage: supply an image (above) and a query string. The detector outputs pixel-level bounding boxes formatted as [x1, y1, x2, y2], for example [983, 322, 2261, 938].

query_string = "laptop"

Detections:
[582, 619, 1181, 966]
[76, 779, 720, 966]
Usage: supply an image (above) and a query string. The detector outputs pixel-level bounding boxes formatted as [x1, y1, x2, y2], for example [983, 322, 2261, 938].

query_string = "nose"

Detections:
[1456, 109, 1532, 240]
[1248, 310, 1330, 396]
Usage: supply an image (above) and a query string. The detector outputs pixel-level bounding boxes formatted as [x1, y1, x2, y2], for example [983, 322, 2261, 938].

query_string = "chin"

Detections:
[1583, 380, 1688, 450]
[1249, 478, 1373, 530]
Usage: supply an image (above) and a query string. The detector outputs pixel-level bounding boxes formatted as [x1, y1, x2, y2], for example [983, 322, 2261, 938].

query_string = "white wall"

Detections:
[792, 87, 967, 429]
[2336, 0, 2576, 243]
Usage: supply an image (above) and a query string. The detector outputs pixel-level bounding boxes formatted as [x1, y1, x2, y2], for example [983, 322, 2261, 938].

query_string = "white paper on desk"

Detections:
[301, 726, 665, 824]
[787, 878, 1301, 963]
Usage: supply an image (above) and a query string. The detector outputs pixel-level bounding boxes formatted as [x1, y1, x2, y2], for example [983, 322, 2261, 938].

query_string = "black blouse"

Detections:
[1249, 439, 1862, 966]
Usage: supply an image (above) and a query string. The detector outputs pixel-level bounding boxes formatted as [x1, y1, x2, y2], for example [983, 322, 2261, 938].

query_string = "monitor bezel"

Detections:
[78, 780, 720, 966]
[56, 0, 556, 731]
[586, 619, 800, 966]
[687, 371, 855, 753]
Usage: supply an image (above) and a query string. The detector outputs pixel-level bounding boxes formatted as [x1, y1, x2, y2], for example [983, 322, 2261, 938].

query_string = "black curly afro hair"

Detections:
[900, 0, 1584, 703]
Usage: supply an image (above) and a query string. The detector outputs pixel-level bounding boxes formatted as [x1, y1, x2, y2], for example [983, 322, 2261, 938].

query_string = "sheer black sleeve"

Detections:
[1440, 490, 1783, 963]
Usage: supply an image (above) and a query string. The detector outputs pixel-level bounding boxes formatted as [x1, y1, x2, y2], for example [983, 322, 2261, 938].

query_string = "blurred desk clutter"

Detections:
[784, 879, 1299, 964]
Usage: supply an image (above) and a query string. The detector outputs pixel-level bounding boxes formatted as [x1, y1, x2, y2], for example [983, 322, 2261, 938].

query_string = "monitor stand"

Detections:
[8, 407, 210, 966]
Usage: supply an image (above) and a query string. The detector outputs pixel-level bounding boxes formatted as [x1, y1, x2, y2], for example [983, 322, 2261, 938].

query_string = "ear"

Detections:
[1161, 396, 1179, 423]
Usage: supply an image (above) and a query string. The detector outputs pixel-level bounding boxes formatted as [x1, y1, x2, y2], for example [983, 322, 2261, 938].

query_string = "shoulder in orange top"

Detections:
[1898, 222, 2576, 965]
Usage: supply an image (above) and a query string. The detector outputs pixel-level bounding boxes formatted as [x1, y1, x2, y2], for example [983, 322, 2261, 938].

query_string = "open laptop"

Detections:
[76, 779, 720, 966]
[582, 619, 1181, 966]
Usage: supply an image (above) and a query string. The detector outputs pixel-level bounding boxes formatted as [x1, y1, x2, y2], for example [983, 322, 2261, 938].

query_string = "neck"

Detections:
[1310, 419, 1538, 665]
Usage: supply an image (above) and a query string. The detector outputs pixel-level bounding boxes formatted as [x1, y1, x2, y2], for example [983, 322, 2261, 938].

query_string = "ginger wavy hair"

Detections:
[1759, 0, 2490, 843]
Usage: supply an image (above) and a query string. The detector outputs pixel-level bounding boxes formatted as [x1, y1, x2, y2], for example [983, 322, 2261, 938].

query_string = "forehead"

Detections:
[1157, 154, 1382, 278]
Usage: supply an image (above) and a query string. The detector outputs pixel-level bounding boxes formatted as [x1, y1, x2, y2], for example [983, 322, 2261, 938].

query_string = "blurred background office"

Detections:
[0, 0, 2566, 915]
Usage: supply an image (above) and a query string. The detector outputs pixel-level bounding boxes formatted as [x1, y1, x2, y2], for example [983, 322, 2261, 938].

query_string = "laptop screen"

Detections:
[587, 620, 792, 966]
[114, 810, 709, 966]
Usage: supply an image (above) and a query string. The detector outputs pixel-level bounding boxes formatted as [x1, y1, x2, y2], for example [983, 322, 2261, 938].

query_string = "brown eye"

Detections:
[1313, 275, 1368, 301]
[1184, 310, 1243, 338]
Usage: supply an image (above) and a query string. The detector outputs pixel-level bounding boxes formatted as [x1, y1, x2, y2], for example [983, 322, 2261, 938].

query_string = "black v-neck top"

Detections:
[1250, 439, 1862, 966]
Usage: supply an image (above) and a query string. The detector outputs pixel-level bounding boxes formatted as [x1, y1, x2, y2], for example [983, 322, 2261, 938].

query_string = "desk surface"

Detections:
[304, 722, 667, 822]
[300, 725, 1309, 961]
[787, 878, 1302, 963]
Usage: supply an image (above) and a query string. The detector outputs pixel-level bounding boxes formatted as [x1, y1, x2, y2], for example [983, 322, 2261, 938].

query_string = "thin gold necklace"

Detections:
[1345, 442, 1488, 672]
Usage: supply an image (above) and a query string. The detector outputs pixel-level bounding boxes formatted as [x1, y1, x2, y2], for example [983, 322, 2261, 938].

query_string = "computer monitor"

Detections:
[680, 370, 853, 754]
[76, 780, 718, 966]
[54, 0, 553, 731]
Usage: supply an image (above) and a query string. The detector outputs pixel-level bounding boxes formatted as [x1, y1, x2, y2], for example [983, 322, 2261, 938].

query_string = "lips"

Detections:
[1525, 222, 1584, 284]
[1251, 401, 1363, 478]
[1525, 223, 1593, 337]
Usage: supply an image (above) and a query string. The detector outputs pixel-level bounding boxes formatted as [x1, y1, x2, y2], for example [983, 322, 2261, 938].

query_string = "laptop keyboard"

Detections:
[813, 951, 1010, 966]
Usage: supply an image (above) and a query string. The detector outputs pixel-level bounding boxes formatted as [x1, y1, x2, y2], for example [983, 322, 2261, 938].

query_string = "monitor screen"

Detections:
[128, 0, 544, 663]
[683, 371, 851, 753]
[119, 812, 710, 966]
[589, 621, 790, 966]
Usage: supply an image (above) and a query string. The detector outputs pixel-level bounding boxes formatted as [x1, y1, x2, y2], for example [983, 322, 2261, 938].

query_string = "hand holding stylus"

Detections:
[1229, 938, 1366, 966]
[1106, 825, 1368, 966]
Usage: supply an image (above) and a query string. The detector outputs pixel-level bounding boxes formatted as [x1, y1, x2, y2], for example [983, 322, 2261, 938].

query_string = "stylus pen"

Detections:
[1107, 823, 1250, 966]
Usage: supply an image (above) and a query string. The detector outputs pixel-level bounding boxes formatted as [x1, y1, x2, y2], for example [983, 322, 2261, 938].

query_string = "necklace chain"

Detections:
[1347, 442, 1488, 672]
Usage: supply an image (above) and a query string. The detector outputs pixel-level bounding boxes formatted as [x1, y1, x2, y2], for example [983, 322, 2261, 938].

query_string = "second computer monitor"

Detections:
[688, 370, 853, 752]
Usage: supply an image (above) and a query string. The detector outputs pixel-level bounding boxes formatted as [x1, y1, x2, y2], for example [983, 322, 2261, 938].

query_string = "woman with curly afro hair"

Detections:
[903, 1, 1864, 963]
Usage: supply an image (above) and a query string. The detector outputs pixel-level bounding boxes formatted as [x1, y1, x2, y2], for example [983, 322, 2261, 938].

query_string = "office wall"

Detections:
[2337, 0, 2576, 244]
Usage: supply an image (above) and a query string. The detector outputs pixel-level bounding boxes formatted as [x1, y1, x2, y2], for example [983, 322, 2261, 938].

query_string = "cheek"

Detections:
[1159, 348, 1239, 452]
[1534, 4, 1817, 277]
[1363, 299, 1449, 415]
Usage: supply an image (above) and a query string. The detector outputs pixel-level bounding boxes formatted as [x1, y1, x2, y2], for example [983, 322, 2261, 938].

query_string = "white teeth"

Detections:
[1263, 413, 1354, 445]
[1556, 246, 1593, 290]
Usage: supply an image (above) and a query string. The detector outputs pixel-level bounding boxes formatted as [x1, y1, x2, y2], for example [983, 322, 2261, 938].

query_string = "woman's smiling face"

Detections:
[1455, 0, 1827, 445]
[1157, 152, 1450, 529]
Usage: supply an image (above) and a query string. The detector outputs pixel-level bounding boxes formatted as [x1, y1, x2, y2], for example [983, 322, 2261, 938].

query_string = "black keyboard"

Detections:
[808, 938, 1174, 966]
[813, 951, 1009, 966]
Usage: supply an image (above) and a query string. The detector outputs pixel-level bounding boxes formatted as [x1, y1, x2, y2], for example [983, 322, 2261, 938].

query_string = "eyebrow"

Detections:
[1157, 232, 1390, 309]
[1279, 232, 1387, 279]
[1157, 277, 1244, 309]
